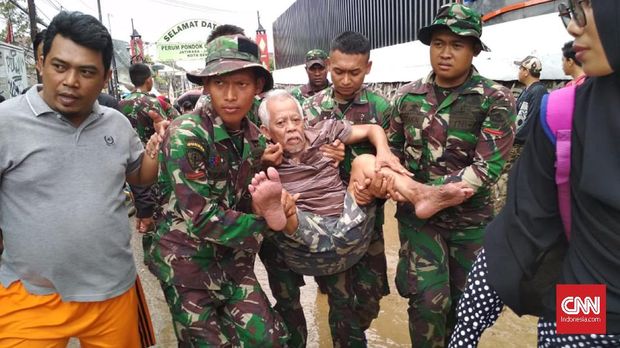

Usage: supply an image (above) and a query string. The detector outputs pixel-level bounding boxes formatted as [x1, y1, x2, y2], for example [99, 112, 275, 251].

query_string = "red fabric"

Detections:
[5, 20, 13, 44]
[255, 32, 270, 70]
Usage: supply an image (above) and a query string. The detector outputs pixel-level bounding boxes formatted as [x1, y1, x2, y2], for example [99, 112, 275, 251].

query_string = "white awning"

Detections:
[273, 12, 573, 84]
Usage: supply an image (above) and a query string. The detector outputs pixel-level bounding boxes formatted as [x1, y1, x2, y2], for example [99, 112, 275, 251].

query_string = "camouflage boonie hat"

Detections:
[418, 3, 490, 52]
[186, 34, 273, 92]
[514, 55, 542, 74]
[305, 49, 328, 68]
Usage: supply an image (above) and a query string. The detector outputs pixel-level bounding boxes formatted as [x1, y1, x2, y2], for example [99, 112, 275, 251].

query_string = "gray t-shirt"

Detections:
[0, 86, 144, 301]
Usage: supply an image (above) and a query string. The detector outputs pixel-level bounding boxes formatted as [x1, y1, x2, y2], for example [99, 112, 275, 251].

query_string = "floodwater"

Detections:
[126, 200, 538, 347]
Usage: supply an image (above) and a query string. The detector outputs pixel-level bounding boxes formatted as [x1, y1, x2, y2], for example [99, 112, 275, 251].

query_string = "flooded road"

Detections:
[131, 200, 538, 347]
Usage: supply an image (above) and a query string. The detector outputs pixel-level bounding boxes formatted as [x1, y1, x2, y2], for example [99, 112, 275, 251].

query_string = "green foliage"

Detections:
[143, 54, 154, 65]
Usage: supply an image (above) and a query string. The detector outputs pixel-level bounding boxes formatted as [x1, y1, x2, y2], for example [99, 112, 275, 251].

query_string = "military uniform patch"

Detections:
[186, 141, 207, 180]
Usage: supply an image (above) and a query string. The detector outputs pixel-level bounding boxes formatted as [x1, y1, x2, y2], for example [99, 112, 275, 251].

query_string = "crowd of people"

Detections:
[0, 0, 618, 347]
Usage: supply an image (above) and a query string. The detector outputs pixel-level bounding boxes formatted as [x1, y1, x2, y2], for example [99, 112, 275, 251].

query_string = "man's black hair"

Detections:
[207, 24, 245, 43]
[562, 40, 582, 67]
[43, 11, 113, 74]
[129, 63, 152, 87]
[33, 29, 47, 53]
[330, 31, 371, 56]
[181, 100, 194, 111]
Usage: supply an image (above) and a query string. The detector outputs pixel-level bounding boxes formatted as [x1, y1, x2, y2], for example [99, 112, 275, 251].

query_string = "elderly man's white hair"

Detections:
[258, 89, 304, 126]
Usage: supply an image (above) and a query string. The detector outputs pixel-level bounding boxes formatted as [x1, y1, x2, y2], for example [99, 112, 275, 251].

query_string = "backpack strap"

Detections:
[540, 85, 576, 239]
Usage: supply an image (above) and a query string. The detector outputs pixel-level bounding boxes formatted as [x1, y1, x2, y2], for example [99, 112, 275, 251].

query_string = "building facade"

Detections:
[272, 0, 560, 69]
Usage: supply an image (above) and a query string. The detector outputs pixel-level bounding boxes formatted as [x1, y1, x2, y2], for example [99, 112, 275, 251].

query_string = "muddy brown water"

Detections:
[69, 200, 536, 347]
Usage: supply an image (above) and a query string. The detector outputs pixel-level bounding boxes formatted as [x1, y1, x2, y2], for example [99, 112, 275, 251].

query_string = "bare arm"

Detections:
[126, 133, 161, 186]
[346, 124, 411, 175]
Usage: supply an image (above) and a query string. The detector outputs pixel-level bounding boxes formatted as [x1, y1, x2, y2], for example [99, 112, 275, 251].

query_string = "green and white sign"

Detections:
[157, 41, 209, 61]
[156, 19, 219, 61]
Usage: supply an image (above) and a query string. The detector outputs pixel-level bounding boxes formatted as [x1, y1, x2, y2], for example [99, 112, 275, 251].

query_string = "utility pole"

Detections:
[97, 0, 102, 21]
[26, 0, 41, 83]
[106, 13, 120, 99]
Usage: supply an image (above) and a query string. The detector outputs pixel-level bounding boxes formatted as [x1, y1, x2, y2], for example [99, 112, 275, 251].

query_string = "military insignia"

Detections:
[186, 141, 207, 180]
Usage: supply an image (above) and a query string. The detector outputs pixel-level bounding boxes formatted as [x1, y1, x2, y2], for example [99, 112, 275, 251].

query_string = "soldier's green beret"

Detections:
[186, 34, 273, 92]
[418, 3, 490, 52]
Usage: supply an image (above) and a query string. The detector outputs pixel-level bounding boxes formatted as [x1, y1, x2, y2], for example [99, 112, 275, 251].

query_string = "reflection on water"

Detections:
[130, 201, 537, 347]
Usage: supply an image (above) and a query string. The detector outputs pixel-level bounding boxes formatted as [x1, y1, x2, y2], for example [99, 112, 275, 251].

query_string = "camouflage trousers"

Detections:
[160, 275, 289, 347]
[395, 220, 484, 348]
[269, 192, 376, 276]
[259, 238, 307, 348]
[315, 205, 389, 348]
[260, 203, 389, 348]
[493, 143, 523, 206]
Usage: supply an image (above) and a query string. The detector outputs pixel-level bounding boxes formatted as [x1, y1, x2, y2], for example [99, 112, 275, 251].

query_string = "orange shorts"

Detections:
[0, 280, 141, 348]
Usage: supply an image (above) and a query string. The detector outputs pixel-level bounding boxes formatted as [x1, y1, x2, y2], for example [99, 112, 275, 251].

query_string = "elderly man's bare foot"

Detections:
[414, 182, 474, 219]
[248, 167, 287, 231]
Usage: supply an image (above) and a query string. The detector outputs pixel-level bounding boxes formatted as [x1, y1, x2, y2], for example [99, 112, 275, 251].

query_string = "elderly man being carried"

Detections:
[249, 90, 473, 276]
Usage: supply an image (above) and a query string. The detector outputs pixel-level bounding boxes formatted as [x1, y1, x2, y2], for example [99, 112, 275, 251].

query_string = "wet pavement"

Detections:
[129, 200, 537, 347]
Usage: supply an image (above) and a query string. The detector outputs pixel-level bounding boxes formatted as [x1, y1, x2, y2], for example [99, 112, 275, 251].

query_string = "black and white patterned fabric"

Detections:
[537, 318, 620, 347]
[449, 248, 504, 348]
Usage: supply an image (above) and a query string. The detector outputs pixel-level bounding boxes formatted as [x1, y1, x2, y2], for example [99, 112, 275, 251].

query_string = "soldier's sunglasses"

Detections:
[558, 0, 589, 28]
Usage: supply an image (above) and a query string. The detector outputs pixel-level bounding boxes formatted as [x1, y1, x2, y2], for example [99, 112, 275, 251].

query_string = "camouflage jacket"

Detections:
[146, 106, 268, 288]
[388, 69, 516, 227]
[195, 94, 263, 126]
[119, 91, 179, 143]
[302, 86, 390, 181]
[290, 82, 331, 105]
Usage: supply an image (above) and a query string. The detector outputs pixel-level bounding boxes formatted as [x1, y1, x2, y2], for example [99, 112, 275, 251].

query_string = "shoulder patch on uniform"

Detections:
[186, 141, 207, 180]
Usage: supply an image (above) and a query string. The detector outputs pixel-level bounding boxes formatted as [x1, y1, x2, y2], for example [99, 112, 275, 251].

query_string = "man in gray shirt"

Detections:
[0, 11, 162, 347]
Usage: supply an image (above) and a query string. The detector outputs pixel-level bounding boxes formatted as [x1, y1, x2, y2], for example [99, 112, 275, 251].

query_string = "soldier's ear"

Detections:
[473, 43, 482, 56]
[255, 77, 265, 95]
[365, 60, 373, 75]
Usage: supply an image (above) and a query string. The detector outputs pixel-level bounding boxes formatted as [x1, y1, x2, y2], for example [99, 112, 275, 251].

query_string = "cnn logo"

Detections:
[556, 284, 606, 334]
[560, 296, 600, 315]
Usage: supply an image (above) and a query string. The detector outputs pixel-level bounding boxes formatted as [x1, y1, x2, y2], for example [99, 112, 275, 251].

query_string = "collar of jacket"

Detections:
[323, 85, 370, 108]
[408, 67, 484, 97]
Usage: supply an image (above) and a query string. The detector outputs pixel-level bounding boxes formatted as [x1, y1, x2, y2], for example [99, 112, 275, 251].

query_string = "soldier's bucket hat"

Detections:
[418, 3, 491, 52]
[305, 49, 328, 68]
[186, 35, 273, 92]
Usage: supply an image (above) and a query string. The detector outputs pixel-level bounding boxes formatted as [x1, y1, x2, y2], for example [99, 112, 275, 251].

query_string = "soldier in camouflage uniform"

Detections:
[120, 63, 179, 232]
[302, 31, 391, 347]
[290, 49, 331, 105]
[145, 35, 288, 347]
[387, 4, 516, 347]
